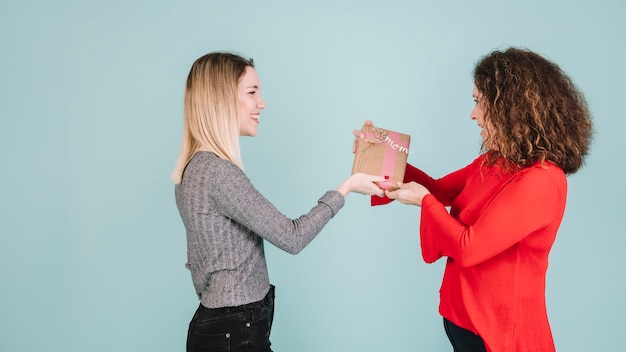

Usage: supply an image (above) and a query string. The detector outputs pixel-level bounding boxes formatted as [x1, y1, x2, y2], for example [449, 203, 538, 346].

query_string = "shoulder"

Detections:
[516, 161, 567, 192]
[470, 153, 488, 166]
[525, 161, 566, 181]
[184, 152, 246, 181]
[465, 153, 487, 171]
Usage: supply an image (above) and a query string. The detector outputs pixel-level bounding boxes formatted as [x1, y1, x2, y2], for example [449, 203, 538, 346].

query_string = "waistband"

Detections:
[200, 284, 275, 315]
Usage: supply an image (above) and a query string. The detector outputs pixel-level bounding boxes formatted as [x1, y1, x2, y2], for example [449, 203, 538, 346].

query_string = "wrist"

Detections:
[336, 178, 351, 197]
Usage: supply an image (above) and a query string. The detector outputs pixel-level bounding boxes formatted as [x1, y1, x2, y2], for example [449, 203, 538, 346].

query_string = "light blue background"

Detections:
[1, 1, 624, 351]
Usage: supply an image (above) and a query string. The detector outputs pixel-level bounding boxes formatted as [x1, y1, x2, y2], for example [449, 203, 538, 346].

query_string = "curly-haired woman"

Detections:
[362, 47, 593, 351]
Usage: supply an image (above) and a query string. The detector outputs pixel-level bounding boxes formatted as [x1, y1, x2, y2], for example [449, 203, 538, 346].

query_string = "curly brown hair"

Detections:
[473, 47, 593, 174]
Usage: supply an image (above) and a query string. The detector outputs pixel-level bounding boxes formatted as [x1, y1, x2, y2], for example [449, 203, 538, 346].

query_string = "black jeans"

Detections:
[443, 318, 487, 352]
[187, 285, 275, 352]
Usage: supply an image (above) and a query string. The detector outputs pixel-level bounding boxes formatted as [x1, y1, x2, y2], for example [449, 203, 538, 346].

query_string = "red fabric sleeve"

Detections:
[371, 161, 470, 206]
[420, 165, 566, 266]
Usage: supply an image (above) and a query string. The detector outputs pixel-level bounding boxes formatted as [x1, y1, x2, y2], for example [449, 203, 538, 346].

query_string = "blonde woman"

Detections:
[172, 52, 385, 352]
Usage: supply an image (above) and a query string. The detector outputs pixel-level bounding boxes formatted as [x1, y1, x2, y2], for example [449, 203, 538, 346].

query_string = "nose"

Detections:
[258, 96, 266, 109]
[470, 105, 481, 121]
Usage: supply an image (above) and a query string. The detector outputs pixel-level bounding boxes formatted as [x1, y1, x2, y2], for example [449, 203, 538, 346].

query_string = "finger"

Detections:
[373, 174, 387, 181]
[371, 186, 384, 197]
[353, 129, 365, 139]
[369, 174, 388, 184]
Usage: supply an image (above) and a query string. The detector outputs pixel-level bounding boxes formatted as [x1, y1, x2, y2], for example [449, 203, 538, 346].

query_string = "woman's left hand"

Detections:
[336, 172, 386, 197]
[385, 182, 430, 207]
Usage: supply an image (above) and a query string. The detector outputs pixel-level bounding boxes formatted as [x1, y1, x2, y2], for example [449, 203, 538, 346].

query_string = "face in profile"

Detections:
[238, 66, 266, 137]
[471, 85, 497, 151]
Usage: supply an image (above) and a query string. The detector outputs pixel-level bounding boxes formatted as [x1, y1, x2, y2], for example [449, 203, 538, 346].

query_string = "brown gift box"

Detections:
[351, 124, 411, 191]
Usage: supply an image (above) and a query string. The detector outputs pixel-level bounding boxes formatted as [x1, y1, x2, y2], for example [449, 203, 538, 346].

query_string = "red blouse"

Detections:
[385, 155, 566, 352]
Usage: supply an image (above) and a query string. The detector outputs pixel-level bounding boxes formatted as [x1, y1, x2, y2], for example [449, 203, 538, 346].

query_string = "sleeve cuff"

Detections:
[371, 195, 394, 206]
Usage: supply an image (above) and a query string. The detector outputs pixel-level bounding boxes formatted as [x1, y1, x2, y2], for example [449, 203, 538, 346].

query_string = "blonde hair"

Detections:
[171, 52, 254, 184]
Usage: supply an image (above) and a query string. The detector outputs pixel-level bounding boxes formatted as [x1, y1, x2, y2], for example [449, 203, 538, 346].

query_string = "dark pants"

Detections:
[187, 285, 275, 352]
[443, 318, 487, 352]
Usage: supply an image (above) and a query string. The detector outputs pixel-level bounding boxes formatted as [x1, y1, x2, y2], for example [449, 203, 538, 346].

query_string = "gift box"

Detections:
[351, 124, 411, 190]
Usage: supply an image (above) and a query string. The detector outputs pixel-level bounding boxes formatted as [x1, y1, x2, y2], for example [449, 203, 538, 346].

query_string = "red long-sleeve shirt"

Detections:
[384, 155, 566, 351]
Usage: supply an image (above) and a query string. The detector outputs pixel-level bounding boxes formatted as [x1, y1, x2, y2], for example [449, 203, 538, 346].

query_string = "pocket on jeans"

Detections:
[188, 331, 230, 352]
[246, 311, 271, 349]
[194, 311, 242, 330]
[188, 312, 242, 352]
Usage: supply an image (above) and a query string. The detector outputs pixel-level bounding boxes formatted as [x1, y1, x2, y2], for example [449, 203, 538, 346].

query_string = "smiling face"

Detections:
[237, 66, 266, 137]
[471, 85, 497, 150]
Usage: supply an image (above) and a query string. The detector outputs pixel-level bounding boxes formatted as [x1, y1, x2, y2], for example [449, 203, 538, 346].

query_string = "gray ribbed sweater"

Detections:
[175, 152, 345, 308]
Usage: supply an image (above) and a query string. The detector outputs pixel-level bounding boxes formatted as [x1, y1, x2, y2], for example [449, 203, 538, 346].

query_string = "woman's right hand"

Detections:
[336, 172, 386, 197]
[385, 181, 430, 207]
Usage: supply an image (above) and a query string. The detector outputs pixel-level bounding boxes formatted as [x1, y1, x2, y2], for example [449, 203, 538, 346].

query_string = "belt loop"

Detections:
[244, 302, 255, 322]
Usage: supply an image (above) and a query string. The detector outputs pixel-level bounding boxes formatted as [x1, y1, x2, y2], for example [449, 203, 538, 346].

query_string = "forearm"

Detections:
[408, 162, 472, 205]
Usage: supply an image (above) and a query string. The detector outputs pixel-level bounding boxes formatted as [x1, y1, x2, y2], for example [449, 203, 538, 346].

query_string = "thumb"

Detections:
[376, 175, 389, 183]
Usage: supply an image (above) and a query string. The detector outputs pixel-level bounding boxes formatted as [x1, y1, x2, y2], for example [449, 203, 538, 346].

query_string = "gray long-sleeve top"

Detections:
[175, 152, 345, 308]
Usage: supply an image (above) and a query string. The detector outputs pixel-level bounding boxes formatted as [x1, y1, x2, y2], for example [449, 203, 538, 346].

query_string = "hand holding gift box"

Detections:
[352, 123, 411, 191]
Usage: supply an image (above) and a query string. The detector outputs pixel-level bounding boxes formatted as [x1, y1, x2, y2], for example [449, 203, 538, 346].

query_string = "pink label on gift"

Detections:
[381, 130, 408, 189]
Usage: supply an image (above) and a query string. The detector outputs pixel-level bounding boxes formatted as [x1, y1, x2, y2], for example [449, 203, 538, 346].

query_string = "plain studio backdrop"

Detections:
[1, 1, 624, 351]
